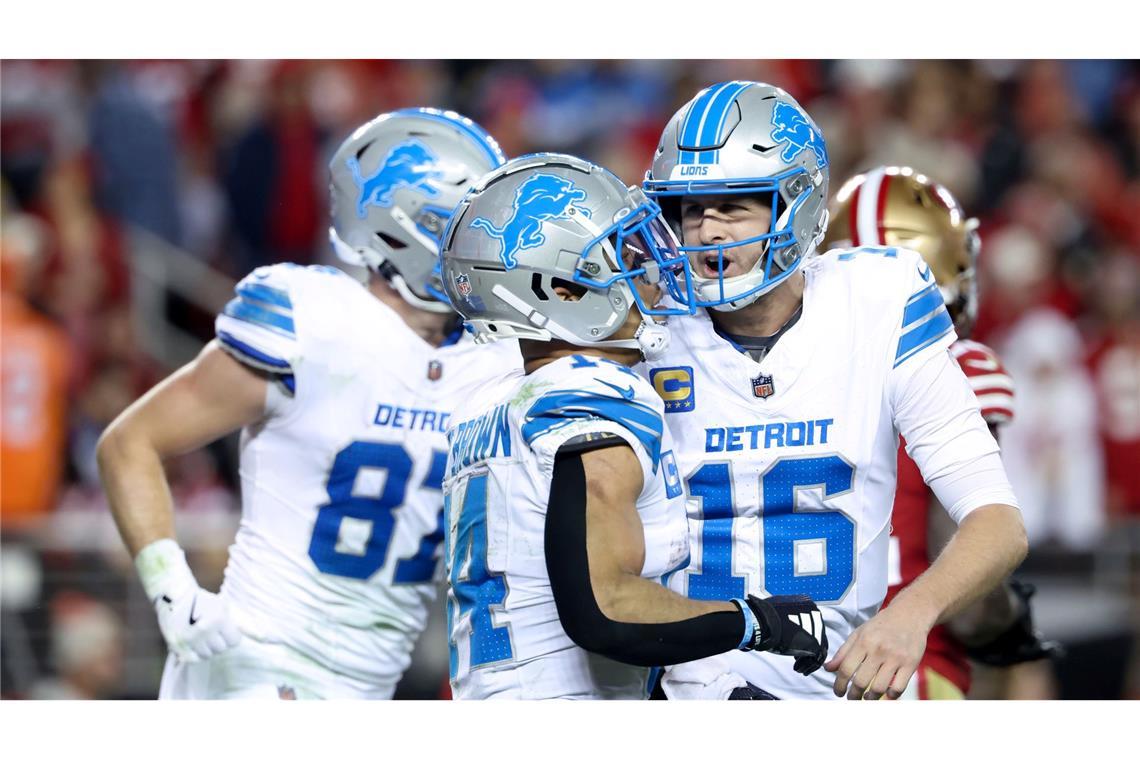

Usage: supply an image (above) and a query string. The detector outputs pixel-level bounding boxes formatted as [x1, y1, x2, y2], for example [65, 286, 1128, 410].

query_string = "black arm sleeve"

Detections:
[544, 447, 747, 667]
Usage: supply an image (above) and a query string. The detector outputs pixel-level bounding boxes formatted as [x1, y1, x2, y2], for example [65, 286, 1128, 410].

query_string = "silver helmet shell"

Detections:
[644, 81, 830, 311]
[440, 153, 692, 354]
[328, 108, 506, 312]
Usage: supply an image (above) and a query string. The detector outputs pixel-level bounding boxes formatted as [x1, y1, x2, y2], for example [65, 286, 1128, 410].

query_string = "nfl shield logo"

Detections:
[751, 373, 775, 399]
[455, 274, 472, 297]
[427, 360, 443, 382]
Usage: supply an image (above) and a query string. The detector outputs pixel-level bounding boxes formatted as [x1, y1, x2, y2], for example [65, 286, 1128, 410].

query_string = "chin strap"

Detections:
[329, 227, 452, 314]
[490, 284, 670, 361]
[388, 271, 453, 314]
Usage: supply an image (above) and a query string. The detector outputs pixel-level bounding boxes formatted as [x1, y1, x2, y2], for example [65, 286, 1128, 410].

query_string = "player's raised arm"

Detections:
[97, 340, 269, 662]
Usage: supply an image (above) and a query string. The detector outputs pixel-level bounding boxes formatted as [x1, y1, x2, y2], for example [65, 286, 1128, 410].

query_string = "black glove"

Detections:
[728, 682, 780, 700]
[741, 594, 828, 676]
[965, 580, 1065, 667]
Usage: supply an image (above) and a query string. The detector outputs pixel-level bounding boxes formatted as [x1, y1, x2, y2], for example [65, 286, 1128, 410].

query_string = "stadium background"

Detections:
[0, 59, 1137, 699]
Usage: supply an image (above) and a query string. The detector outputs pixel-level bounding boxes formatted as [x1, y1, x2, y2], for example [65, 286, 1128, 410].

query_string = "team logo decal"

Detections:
[348, 139, 442, 218]
[469, 173, 591, 269]
[751, 372, 775, 399]
[770, 102, 828, 168]
[650, 366, 695, 413]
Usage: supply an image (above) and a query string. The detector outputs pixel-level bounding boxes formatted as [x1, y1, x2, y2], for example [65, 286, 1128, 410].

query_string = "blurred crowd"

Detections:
[2, 59, 1139, 699]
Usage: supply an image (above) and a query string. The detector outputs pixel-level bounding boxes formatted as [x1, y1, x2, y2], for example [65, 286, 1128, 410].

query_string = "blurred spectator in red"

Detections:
[0, 204, 70, 529]
[999, 308, 1106, 550]
[1086, 252, 1140, 520]
[28, 591, 125, 699]
[222, 61, 324, 275]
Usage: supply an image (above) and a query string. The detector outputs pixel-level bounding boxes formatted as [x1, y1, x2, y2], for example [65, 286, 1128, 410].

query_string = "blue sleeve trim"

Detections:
[280, 375, 296, 394]
[521, 391, 663, 471]
[901, 284, 943, 329]
[223, 296, 296, 336]
[894, 308, 954, 367]
[217, 330, 292, 370]
[236, 281, 293, 310]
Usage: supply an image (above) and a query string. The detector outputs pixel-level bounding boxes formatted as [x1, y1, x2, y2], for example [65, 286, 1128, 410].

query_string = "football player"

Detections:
[640, 81, 1028, 700]
[440, 153, 827, 699]
[825, 165, 1062, 699]
[97, 108, 521, 698]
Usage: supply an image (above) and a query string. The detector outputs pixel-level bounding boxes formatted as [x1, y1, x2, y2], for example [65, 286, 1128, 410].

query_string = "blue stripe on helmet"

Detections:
[678, 82, 733, 165]
[700, 81, 753, 165]
[394, 108, 506, 169]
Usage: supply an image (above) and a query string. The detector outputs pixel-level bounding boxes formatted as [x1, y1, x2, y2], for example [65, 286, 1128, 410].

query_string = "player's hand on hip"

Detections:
[136, 538, 243, 663]
[824, 603, 929, 699]
[744, 594, 828, 675]
[154, 584, 244, 663]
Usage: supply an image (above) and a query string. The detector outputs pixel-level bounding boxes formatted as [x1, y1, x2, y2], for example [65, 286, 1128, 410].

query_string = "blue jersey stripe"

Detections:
[236, 282, 293, 310]
[222, 297, 296, 336]
[895, 308, 954, 366]
[522, 391, 664, 470]
[901, 285, 943, 329]
[217, 330, 292, 369]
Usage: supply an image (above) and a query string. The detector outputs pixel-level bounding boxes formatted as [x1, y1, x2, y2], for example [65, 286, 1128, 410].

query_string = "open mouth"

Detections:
[698, 253, 737, 279]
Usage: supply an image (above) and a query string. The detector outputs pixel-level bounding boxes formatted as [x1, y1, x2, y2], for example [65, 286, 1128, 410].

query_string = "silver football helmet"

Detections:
[644, 81, 830, 311]
[440, 153, 695, 359]
[328, 108, 506, 312]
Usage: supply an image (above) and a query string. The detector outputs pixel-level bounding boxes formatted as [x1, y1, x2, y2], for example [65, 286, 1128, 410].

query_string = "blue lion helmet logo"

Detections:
[769, 101, 829, 168]
[348, 139, 443, 218]
[469, 173, 592, 269]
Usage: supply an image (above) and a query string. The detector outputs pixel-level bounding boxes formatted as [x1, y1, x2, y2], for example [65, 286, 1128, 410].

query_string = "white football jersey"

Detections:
[211, 263, 521, 694]
[644, 246, 996, 699]
[444, 353, 690, 700]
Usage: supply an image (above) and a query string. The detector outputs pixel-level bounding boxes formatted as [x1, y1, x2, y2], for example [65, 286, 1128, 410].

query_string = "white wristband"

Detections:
[135, 538, 196, 601]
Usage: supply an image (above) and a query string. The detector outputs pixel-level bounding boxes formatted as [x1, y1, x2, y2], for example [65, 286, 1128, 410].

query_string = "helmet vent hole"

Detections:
[751, 143, 777, 154]
[354, 141, 374, 161]
[530, 273, 550, 302]
[551, 277, 587, 299]
[375, 231, 408, 250]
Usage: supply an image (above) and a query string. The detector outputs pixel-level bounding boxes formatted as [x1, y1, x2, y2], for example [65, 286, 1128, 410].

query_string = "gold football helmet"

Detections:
[824, 166, 980, 336]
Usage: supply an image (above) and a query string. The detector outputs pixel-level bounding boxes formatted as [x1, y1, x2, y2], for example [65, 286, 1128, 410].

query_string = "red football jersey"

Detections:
[883, 339, 1015, 697]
